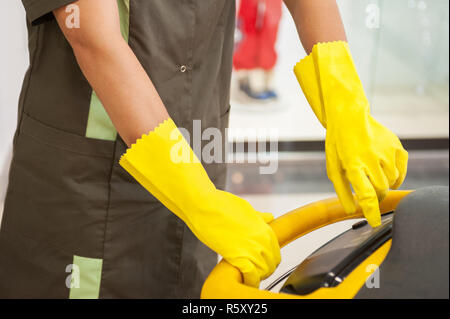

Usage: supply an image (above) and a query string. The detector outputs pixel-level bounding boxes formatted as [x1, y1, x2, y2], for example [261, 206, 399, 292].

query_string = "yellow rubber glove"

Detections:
[294, 41, 408, 227]
[120, 119, 280, 287]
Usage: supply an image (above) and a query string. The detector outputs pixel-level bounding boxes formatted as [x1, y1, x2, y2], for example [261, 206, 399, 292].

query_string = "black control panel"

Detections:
[277, 212, 393, 295]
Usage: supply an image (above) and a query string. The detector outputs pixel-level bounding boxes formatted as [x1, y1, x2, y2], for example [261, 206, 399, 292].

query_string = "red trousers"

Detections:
[233, 0, 283, 70]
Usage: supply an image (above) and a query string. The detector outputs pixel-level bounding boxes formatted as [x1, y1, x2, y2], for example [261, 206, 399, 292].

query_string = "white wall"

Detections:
[0, 1, 28, 205]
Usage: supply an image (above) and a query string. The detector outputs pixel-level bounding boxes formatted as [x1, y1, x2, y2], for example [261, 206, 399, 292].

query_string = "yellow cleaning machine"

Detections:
[202, 187, 449, 299]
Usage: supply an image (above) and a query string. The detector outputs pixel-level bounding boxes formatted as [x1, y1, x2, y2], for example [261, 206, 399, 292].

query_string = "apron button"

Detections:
[180, 65, 187, 73]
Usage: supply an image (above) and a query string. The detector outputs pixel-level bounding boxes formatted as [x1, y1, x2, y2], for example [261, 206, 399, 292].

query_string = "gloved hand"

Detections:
[120, 119, 281, 287]
[294, 41, 408, 227]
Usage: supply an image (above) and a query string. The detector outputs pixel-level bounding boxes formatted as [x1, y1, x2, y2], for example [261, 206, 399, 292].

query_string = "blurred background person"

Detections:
[233, 0, 283, 102]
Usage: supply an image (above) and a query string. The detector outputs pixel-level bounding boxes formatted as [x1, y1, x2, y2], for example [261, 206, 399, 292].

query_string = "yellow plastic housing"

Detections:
[201, 190, 411, 299]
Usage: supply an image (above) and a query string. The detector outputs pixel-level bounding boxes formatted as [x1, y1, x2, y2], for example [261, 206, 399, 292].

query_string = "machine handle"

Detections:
[201, 190, 412, 299]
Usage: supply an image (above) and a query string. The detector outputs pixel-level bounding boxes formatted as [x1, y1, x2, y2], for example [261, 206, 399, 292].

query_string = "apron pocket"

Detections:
[2, 113, 115, 260]
[19, 113, 115, 158]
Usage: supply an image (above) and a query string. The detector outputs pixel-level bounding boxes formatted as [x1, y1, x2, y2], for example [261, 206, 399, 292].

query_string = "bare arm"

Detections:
[283, 0, 347, 54]
[54, 0, 169, 146]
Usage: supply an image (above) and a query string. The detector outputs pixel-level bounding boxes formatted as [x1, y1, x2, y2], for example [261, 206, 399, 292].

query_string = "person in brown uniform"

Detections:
[0, 0, 407, 298]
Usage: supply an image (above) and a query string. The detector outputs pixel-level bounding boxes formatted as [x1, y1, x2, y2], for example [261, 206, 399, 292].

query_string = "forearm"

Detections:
[284, 0, 347, 54]
[72, 40, 169, 146]
[54, 0, 168, 146]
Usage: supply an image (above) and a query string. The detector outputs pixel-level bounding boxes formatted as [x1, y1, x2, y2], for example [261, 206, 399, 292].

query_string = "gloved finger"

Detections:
[242, 267, 260, 288]
[392, 149, 408, 189]
[331, 172, 357, 214]
[254, 227, 280, 278]
[260, 249, 277, 279]
[347, 168, 381, 227]
[377, 188, 389, 203]
[380, 158, 400, 188]
[242, 270, 260, 288]
[231, 228, 280, 286]
[261, 227, 281, 278]
[268, 228, 281, 269]
[230, 258, 260, 288]
[258, 212, 275, 224]
[364, 165, 389, 202]
[327, 147, 356, 213]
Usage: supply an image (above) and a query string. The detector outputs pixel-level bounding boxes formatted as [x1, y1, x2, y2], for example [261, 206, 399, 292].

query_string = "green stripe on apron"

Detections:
[69, 255, 103, 299]
[85, 0, 130, 141]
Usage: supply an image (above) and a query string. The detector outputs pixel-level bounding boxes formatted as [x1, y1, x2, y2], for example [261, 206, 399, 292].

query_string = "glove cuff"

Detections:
[294, 41, 370, 127]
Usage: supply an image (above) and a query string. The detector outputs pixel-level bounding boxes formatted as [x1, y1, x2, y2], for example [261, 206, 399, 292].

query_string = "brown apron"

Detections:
[0, 0, 235, 298]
